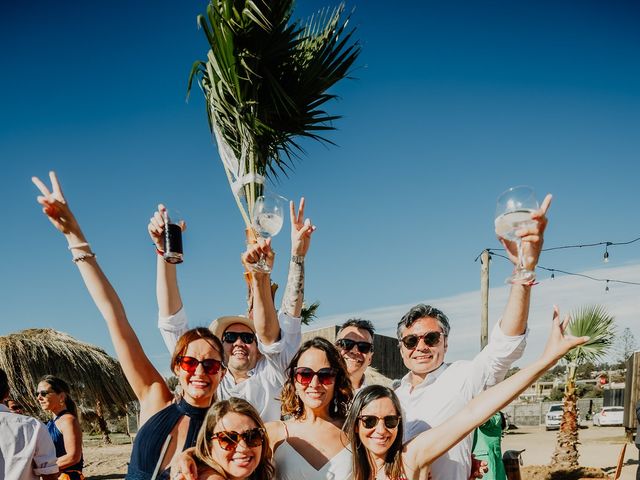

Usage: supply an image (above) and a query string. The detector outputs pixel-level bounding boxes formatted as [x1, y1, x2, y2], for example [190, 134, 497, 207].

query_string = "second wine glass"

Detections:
[251, 194, 286, 273]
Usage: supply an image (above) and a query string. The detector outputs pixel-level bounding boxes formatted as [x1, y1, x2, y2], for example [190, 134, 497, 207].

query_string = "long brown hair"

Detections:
[280, 337, 353, 420]
[344, 385, 405, 480]
[194, 397, 274, 480]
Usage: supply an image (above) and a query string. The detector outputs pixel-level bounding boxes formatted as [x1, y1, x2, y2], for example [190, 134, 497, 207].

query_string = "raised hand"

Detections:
[148, 204, 187, 253]
[32, 171, 81, 236]
[290, 197, 316, 257]
[541, 306, 590, 363]
[500, 193, 552, 272]
[243, 238, 275, 273]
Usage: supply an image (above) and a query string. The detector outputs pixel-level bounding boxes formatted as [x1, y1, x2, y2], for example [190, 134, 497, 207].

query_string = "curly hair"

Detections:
[280, 337, 353, 420]
[344, 385, 405, 480]
[194, 397, 274, 480]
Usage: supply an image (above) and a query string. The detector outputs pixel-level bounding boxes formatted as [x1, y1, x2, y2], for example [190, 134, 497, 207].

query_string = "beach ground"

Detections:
[82, 426, 639, 479]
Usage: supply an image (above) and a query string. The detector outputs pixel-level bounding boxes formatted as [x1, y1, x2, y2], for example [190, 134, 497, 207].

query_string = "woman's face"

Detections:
[36, 381, 64, 413]
[357, 397, 400, 461]
[210, 412, 262, 480]
[294, 347, 336, 412]
[174, 338, 225, 407]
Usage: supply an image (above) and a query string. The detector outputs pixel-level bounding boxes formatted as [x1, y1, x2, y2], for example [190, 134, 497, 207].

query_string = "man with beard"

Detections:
[150, 199, 314, 421]
[334, 318, 375, 390]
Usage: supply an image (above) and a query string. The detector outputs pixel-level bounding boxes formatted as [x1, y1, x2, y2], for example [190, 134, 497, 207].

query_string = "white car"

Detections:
[545, 403, 564, 430]
[592, 406, 624, 426]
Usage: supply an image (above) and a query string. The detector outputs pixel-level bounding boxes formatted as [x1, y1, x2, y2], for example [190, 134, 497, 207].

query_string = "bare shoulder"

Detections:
[265, 420, 287, 450]
[56, 414, 80, 431]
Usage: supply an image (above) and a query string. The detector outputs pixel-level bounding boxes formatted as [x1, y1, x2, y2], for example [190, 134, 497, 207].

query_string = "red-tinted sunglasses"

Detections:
[176, 356, 224, 375]
[210, 428, 265, 450]
[294, 367, 338, 386]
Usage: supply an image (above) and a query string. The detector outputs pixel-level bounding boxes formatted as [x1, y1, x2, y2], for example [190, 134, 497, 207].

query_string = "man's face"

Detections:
[222, 323, 260, 373]
[336, 326, 374, 380]
[399, 316, 448, 377]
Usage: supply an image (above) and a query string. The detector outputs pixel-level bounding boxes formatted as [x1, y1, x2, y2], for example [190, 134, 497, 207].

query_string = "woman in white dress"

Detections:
[342, 307, 588, 480]
[266, 336, 354, 479]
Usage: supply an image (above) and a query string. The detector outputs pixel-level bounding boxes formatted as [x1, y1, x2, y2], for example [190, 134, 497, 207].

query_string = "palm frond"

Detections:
[300, 301, 320, 326]
[564, 304, 616, 365]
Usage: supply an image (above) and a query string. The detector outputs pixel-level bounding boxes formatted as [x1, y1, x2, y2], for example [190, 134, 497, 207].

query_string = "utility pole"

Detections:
[480, 249, 490, 349]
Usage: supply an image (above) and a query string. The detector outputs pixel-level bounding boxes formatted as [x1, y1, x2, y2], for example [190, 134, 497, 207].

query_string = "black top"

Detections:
[126, 398, 209, 480]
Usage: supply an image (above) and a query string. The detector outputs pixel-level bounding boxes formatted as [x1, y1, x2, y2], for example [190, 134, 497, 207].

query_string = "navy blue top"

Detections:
[126, 398, 209, 480]
[46, 410, 84, 473]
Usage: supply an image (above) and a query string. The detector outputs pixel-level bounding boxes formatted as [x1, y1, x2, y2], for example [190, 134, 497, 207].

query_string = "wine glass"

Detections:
[251, 194, 286, 273]
[494, 186, 539, 284]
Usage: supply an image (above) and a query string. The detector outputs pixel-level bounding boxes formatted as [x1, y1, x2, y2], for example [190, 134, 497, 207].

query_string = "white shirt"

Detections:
[395, 322, 527, 480]
[0, 404, 59, 480]
[158, 307, 302, 422]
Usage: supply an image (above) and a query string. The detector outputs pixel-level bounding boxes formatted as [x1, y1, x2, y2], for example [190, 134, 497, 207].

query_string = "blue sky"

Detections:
[1, 1, 639, 372]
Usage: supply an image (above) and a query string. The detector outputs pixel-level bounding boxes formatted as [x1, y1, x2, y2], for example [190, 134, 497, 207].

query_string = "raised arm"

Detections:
[243, 240, 280, 345]
[404, 306, 588, 471]
[280, 198, 316, 318]
[32, 172, 171, 416]
[498, 194, 552, 336]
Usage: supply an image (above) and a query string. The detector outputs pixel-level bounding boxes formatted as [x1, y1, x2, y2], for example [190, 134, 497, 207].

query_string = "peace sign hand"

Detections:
[290, 197, 316, 257]
[32, 171, 81, 236]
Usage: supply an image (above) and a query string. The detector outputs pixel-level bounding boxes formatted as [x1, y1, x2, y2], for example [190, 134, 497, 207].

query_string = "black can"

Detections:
[163, 223, 183, 264]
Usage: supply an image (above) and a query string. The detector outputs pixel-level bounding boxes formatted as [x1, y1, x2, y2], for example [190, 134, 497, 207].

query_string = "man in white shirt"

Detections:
[334, 318, 375, 390]
[0, 369, 59, 480]
[395, 195, 551, 480]
[150, 199, 315, 422]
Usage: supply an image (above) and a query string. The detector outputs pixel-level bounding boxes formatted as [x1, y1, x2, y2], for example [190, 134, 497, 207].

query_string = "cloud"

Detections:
[307, 263, 640, 366]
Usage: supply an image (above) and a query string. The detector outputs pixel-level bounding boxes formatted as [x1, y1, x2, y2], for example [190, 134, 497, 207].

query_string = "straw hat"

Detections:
[209, 315, 255, 338]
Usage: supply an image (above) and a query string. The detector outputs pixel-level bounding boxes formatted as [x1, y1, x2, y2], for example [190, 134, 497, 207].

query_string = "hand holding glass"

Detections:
[495, 186, 539, 284]
[250, 194, 285, 273]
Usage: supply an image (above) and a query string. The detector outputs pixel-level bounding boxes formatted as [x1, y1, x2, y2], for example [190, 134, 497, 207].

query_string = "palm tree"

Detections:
[300, 300, 320, 326]
[550, 305, 615, 469]
[188, 0, 360, 231]
[0, 328, 136, 444]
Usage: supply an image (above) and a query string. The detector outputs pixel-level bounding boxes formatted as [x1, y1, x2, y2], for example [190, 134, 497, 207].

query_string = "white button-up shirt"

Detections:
[0, 404, 59, 480]
[395, 322, 527, 480]
[159, 307, 301, 422]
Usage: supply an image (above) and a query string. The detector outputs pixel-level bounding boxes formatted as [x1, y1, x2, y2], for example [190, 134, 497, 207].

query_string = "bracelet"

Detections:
[291, 255, 305, 265]
[72, 252, 96, 263]
[67, 242, 90, 250]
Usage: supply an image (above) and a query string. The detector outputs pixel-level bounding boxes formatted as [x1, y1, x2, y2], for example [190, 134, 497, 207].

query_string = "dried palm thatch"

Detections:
[0, 328, 136, 420]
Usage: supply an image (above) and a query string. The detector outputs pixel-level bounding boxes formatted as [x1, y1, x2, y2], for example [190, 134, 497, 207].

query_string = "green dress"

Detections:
[472, 412, 507, 480]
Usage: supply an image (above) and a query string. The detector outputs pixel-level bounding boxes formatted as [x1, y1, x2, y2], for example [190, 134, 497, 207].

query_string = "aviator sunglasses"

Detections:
[222, 331, 256, 344]
[210, 428, 265, 450]
[359, 415, 401, 429]
[293, 367, 339, 386]
[176, 356, 224, 375]
[400, 331, 444, 350]
[335, 338, 373, 354]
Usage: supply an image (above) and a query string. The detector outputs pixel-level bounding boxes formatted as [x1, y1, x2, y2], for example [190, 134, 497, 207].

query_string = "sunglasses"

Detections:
[222, 331, 256, 344]
[359, 415, 401, 429]
[293, 367, 339, 386]
[35, 390, 53, 398]
[210, 427, 265, 450]
[176, 356, 224, 375]
[400, 331, 444, 350]
[335, 338, 373, 354]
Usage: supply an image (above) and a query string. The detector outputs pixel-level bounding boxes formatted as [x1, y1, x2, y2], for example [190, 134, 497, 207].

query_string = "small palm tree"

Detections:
[550, 305, 615, 469]
[300, 300, 320, 326]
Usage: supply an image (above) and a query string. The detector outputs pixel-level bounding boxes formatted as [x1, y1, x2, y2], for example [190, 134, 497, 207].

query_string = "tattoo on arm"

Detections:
[281, 260, 304, 317]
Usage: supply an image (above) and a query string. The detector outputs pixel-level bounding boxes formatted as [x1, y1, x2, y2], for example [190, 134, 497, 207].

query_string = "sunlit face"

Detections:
[399, 317, 448, 377]
[36, 381, 64, 414]
[357, 397, 399, 460]
[294, 347, 335, 413]
[223, 323, 260, 374]
[336, 326, 373, 383]
[210, 412, 262, 480]
[174, 338, 225, 407]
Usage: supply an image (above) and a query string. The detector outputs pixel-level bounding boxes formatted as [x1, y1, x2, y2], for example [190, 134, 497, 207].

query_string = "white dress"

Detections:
[272, 424, 353, 480]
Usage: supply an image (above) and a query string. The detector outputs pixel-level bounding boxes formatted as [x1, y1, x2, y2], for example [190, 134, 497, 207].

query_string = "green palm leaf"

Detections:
[564, 304, 615, 365]
[188, 0, 361, 228]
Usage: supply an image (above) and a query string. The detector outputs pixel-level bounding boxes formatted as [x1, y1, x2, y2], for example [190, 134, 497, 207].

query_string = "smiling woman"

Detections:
[32, 171, 226, 480]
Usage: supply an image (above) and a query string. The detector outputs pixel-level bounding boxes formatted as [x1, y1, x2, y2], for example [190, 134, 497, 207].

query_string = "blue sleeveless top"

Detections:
[126, 398, 209, 480]
[46, 410, 84, 473]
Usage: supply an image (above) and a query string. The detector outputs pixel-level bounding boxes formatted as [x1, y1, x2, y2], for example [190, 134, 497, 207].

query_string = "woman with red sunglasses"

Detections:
[32, 172, 226, 480]
[264, 337, 354, 479]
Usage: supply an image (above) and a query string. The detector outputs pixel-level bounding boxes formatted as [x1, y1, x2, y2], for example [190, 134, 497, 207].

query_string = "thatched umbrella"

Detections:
[0, 328, 136, 443]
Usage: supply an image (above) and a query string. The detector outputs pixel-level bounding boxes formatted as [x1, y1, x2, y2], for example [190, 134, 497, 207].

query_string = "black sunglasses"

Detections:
[223, 331, 256, 345]
[210, 427, 265, 450]
[176, 356, 224, 375]
[400, 331, 444, 350]
[335, 338, 373, 354]
[35, 390, 53, 398]
[294, 367, 339, 386]
[359, 415, 401, 429]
